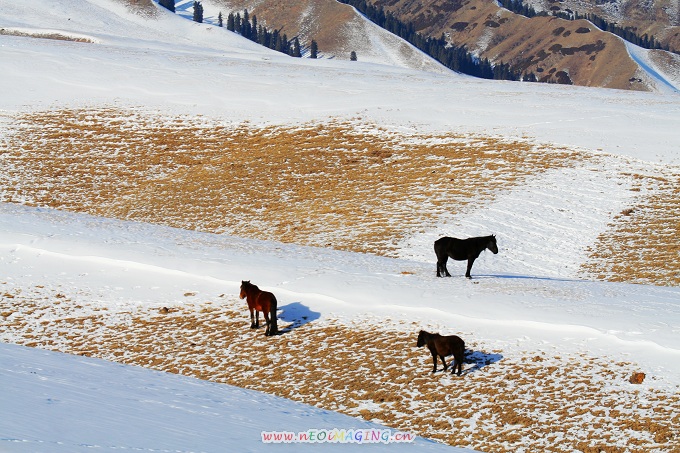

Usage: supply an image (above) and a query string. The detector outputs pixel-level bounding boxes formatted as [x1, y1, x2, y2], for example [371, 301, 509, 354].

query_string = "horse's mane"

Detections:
[241, 280, 259, 291]
[419, 330, 438, 339]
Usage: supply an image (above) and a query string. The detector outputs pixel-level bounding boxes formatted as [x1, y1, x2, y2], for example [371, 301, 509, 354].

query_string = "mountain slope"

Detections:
[199, 0, 449, 72]
[217, 0, 679, 90]
[527, 0, 680, 53]
[372, 0, 678, 90]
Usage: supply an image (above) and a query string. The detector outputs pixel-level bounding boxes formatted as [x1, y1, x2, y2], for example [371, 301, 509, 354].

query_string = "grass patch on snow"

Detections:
[1, 106, 679, 287]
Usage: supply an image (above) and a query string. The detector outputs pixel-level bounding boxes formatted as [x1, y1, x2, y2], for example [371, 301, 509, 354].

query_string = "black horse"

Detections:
[435, 234, 498, 278]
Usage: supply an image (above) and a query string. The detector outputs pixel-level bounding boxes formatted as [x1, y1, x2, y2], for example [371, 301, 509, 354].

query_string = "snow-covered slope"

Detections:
[0, 0, 272, 53]
[0, 341, 464, 452]
[1, 0, 679, 163]
[1, 202, 679, 451]
[625, 40, 680, 94]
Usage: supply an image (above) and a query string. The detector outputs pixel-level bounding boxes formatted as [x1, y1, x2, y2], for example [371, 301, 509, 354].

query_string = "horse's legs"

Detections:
[269, 308, 278, 336]
[436, 255, 451, 277]
[249, 308, 257, 329]
[452, 358, 463, 376]
[435, 244, 442, 277]
[440, 355, 448, 371]
[444, 259, 451, 277]
[264, 310, 276, 336]
[430, 350, 438, 373]
[254, 310, 260, 329]
[262, 312, 269, 336]
[465, 258, 475, 279]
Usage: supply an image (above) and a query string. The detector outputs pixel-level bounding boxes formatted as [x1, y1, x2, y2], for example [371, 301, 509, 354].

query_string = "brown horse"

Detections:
[239, 280, 278, 336]
[416, 330, 465, 375]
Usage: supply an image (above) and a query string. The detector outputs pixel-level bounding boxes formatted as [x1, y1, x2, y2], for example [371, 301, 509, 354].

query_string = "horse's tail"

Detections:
[270, 294, 278, 334]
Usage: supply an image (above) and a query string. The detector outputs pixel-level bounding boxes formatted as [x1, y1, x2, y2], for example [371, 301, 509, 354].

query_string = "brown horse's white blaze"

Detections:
[239, 280, 279, 336]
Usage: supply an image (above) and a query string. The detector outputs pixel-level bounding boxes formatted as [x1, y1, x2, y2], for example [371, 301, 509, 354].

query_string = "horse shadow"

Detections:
[276, 302, 320, 334]
[473, 273, 575, 283]
[461, 349, 503, 375]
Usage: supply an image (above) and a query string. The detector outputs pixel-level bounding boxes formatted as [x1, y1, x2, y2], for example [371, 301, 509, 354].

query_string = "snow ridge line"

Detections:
[5, 243, 678, 356]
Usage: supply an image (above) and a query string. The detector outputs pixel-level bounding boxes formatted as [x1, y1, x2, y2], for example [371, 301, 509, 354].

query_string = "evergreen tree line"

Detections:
[226, 9, 309, 58]
[498, 0, 674, 54]
[337, 0, 524, 80]
[498, 0, 538, 19]
[159, 0, 174, 13]
[157, 1, 317, 58]
[193, 1, 203, 23]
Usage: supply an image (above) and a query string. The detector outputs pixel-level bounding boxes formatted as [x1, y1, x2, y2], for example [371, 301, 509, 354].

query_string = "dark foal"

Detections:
[416, 330, 465, 375]
[435, 234, 498, 279]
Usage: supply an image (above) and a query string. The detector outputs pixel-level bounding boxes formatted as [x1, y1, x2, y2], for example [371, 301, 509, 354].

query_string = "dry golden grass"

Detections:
[117, 0, 158, 17]
[582, 172, 680, 286]
[2, 286, 679, 452]
[0, 28, 97, 43]
[3, 107, 679, 285]
[0, 107, 576, 257]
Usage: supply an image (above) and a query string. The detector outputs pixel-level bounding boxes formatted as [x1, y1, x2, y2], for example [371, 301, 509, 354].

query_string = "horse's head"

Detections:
[416, 330, 427, 347]
[488, 235, 498, 254]
[239, 280, 250, 299]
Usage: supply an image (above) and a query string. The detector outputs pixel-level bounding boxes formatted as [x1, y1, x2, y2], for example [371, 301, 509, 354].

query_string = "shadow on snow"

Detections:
[464, 273, 578, 284]
[462, 349, 503, 375]
[276, 301, 321, 335]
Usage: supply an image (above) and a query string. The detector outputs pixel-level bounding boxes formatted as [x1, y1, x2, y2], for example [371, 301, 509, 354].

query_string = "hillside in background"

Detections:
[193, 0, 450, 72]
[216, 0, 679, 90]
[527, 0, 680, 52]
